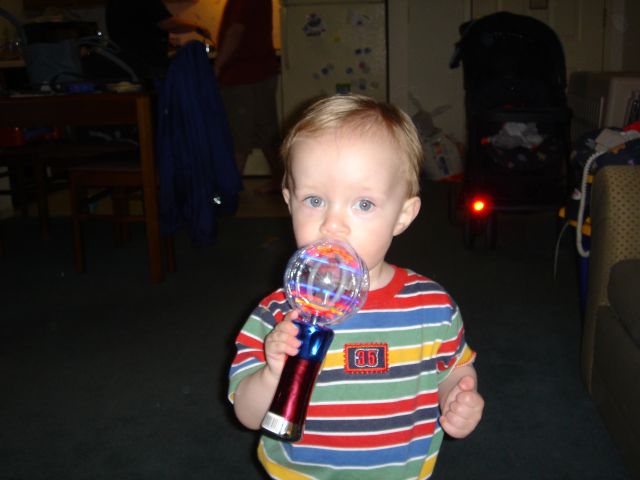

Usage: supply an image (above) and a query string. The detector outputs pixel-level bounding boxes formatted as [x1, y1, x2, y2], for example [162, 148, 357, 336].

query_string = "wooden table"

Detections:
[0, 92, 164, 283]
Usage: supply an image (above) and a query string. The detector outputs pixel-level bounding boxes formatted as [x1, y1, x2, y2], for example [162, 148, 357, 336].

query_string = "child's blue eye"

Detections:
[356, 199, 374, 212]
[304, 196, 324, 208]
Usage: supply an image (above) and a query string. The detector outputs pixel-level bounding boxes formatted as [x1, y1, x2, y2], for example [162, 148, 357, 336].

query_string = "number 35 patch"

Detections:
[344, 343, 388, 374]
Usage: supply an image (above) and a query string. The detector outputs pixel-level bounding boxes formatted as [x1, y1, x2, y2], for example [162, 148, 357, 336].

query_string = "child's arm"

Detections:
[438, 364, 484, 438]
[232, 311, 301, 429]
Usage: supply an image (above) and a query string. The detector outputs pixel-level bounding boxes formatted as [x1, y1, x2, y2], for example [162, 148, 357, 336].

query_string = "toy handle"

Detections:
[261, 320, 334, 442]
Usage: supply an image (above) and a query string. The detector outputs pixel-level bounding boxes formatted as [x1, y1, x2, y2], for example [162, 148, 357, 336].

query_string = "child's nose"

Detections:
[320, 208, 349, 237]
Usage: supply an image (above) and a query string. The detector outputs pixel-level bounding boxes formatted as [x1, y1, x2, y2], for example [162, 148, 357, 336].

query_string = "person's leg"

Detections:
[235, 150, 250, 176]
[253, 75, 282, 193]
[219, 83, 253, 177]
[255, 145, 282, 193]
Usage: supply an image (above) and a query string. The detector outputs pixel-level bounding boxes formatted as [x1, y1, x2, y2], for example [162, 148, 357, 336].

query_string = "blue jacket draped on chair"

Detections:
[157, 41, 242, 246]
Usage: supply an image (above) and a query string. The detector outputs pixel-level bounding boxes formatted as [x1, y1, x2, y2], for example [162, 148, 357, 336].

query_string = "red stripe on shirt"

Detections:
[236, 332, 264, 350]
[233, 349, 265, 365]
[437, 326, 465, 355]
[364, 292, 451, 311]
[307, 391, 439, 418]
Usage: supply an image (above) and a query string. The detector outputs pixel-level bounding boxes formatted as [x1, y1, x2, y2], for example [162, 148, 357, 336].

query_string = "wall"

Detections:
[164, 0, 224, 46]
[603, 0, 640, 71]
[619, 0, 640, 70]
[605, 0, 624, 70]
[404, 0, 470, 144]
[167, 0, 280, 48]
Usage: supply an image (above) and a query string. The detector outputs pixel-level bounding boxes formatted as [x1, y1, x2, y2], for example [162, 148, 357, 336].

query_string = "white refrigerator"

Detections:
[279, 0, 388, 126]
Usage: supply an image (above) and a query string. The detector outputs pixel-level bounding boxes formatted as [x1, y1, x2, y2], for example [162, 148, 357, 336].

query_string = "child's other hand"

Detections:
[264, 311, 301, 378]
[440, 375, 484, 438]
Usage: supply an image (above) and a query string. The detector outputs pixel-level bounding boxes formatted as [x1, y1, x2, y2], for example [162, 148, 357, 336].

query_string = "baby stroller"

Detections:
[450, 11, 571, 248]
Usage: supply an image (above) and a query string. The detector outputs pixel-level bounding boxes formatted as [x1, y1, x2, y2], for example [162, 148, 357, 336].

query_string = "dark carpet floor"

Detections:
[0, 181, 631, 479]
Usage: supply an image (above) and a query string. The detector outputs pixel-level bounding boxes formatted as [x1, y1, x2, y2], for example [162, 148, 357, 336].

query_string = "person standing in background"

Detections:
[106, 0, 213, 85]
[214, 0, 282, 194]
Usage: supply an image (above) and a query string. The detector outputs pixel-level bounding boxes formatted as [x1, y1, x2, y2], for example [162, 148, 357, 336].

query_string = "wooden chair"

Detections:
[0, 140, 137, 240]
[68, 152, 175, 275]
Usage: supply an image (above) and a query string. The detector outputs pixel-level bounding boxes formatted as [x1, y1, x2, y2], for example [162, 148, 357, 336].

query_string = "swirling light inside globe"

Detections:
[284, 239, 369, 326]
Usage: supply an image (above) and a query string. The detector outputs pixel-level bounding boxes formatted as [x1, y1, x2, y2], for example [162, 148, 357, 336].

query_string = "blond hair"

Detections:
[281, 94, 424, 197]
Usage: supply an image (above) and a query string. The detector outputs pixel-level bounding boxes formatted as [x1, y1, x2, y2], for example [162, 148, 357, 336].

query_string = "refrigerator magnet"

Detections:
[303, 13, 326, 37]
[348, 11, 370, 27]
[336, 83, 351, 94]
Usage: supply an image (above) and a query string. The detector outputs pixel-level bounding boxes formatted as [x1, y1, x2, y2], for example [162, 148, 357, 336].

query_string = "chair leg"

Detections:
[68, 174, 86, 273]
[66, 166, 173, 280]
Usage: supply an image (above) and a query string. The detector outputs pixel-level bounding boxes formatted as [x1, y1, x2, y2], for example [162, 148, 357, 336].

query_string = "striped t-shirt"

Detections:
[228, 266, 476, 479]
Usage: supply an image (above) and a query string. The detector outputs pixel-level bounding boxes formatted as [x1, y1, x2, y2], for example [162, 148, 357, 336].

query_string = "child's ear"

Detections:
[393, 196, 421, 236]
[282, 188, 292, 213]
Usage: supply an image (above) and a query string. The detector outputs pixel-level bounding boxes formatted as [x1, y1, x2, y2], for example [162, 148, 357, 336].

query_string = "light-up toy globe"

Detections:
[261, 239, 369, 442]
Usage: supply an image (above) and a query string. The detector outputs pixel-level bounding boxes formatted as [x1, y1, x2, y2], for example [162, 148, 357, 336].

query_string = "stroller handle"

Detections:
[472, 107, 572, 124]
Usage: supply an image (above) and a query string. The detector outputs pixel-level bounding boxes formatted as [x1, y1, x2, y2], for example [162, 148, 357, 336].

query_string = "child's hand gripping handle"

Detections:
[259, 238, 369, 442]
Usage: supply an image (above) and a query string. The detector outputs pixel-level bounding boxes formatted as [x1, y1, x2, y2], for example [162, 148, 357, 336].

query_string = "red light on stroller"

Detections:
[472, 200, 486, 212]
[469, 196, 491, 215]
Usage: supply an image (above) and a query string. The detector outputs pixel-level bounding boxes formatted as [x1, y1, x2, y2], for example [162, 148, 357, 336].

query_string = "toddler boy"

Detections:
[228, 94, 484, 479]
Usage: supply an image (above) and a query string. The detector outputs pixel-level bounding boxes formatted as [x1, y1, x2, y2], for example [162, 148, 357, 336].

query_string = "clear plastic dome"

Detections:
[284, 239, 369, 326]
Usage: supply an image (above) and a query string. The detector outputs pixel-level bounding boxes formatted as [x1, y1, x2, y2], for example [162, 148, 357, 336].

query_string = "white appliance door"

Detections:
[281, 1, 387, 124]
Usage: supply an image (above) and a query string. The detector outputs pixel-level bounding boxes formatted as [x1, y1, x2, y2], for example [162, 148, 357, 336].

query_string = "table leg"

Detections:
[136, 96, 163, 284]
